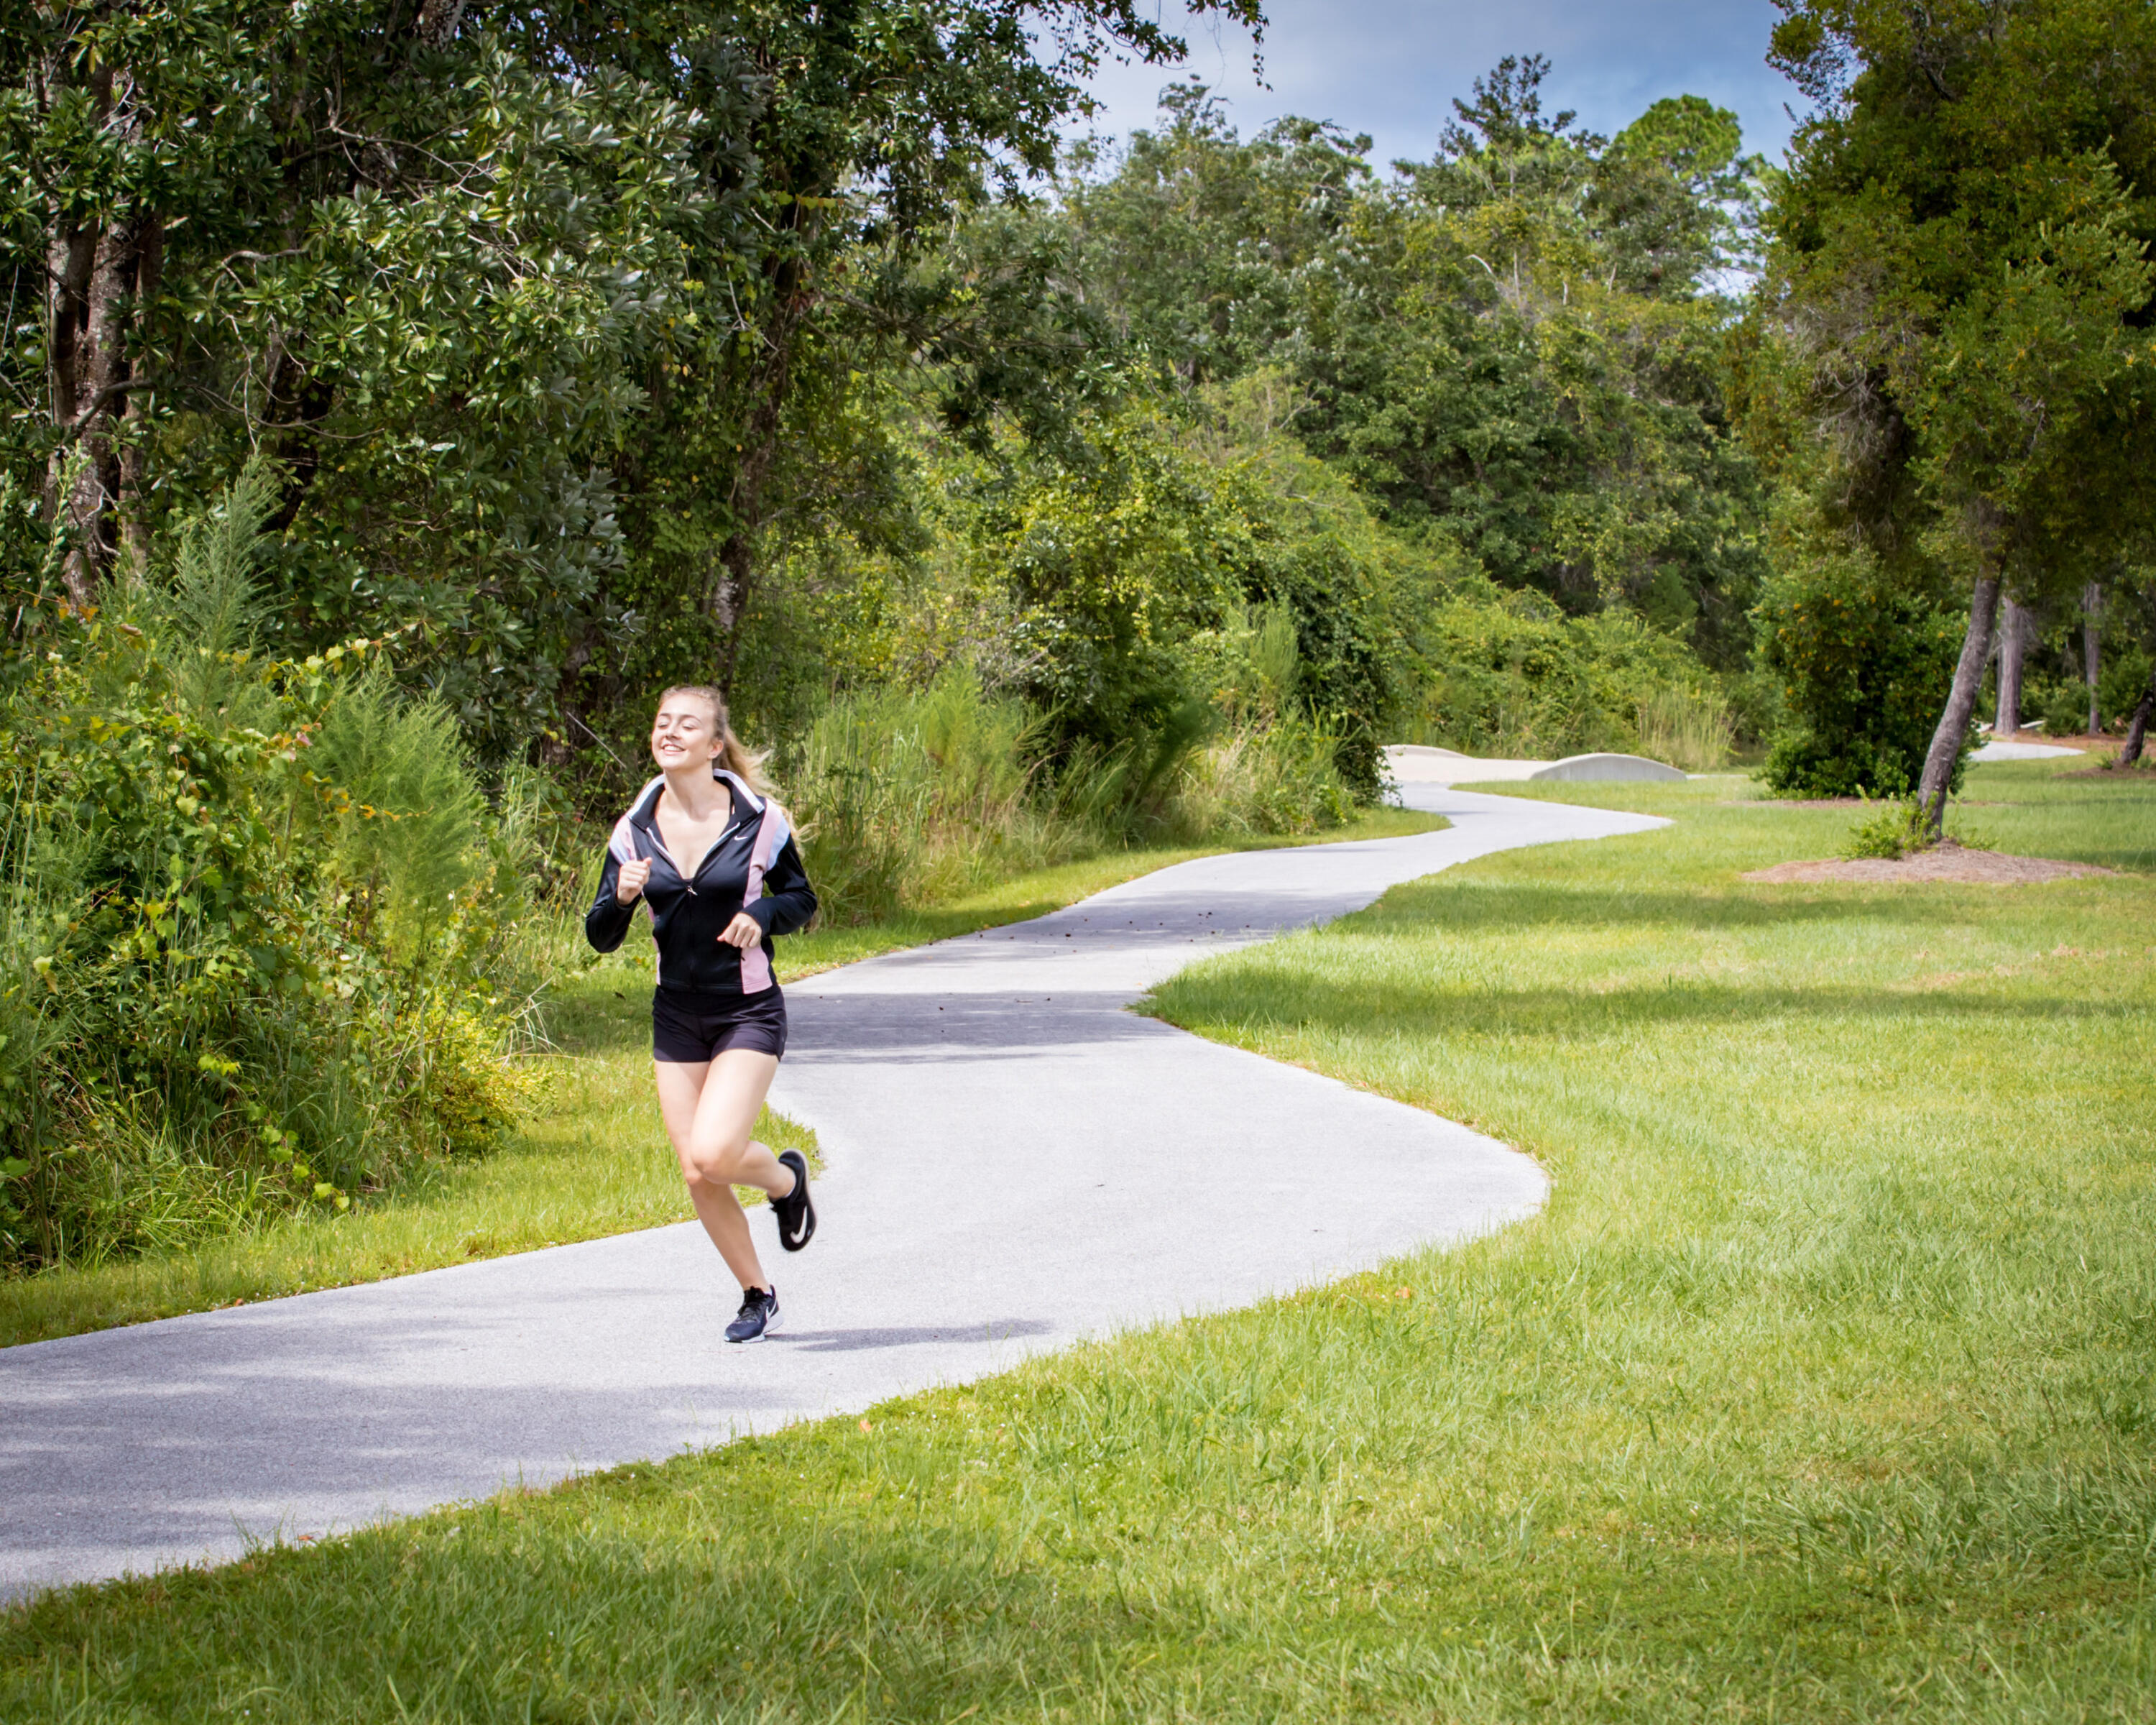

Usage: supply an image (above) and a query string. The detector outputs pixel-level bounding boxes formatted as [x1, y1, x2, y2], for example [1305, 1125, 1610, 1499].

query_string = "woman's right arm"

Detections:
[584, 849, 642, 952]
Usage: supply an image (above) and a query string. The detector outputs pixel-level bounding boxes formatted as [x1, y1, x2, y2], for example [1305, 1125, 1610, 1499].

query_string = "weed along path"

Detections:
[0, 787, 1662, 1599]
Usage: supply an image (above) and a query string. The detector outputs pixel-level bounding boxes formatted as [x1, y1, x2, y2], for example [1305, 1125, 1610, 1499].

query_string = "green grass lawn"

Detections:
[3, 764, 2149, 1721]
[0, 808, 1441, 1348]
[1554, 757, 2154, 873]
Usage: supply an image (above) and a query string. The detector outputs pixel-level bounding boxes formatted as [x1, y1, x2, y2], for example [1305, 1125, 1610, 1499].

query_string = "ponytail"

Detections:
[659, 684, 774, 798]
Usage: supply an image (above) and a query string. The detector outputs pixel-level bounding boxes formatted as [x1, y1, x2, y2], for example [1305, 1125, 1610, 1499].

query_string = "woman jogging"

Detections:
[585, 686, 818, 1343]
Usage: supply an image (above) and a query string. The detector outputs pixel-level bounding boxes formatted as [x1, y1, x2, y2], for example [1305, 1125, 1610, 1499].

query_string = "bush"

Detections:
[0, 479, 536, 1274]
[1841, 798, 1933, 860]
[1173, 717, 1360, 836]
[786, 668, 1061, 924]
[1756, 558, 1967, 799]
[2022, 641, 2152, 737]
[781, 663, 1365, 926]
[1407, 577, 1719, 762]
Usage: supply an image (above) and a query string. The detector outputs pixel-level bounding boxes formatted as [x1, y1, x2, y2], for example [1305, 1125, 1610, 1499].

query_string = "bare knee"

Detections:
[685, 1136, 752, 1189]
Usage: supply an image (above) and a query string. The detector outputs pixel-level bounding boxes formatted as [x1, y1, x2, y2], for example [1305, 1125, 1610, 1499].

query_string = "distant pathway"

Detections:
[0, 786, 1663, 1598]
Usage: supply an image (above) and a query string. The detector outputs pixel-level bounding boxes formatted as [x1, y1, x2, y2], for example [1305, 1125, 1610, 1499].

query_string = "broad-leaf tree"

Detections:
[1764, 0, 2156, 827]
[1, 0, 1263, 759]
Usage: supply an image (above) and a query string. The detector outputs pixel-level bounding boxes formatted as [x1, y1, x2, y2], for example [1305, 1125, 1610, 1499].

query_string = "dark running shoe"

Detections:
[773, 1149, 816, 1253]
[725, 1284, 779, 1343]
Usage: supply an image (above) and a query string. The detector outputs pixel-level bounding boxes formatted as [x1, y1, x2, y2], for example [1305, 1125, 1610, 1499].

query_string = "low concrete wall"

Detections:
[1529, 753, 1685, 783]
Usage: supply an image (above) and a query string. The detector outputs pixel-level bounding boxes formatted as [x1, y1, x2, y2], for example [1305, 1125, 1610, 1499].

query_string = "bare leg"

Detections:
[653, 1052, 796, 1292]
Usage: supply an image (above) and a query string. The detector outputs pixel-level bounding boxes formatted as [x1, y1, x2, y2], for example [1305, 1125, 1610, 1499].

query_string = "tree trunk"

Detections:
[1995, 595, 2027, 734]
[2119, 668, 2154, 767]
[40, 49, 154, 607]
[709, 323, 794, 696]
[2082, 581, 2101, 735]
[114, 215, 165, 579]
[709, 229, 815, 697]
[1917, 567, 2001, 833]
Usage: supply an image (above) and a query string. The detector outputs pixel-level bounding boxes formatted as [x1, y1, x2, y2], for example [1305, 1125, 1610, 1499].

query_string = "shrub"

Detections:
[0, 479, 535, 1274]
[1756, 558, 1967, 799]
[780, 663, 1365, 925]
[786, 669, 1062, 924]
[1173, 717, 1360, 836]
[1408, 578, 1717, 760]
[1842, 798, 1933, 860]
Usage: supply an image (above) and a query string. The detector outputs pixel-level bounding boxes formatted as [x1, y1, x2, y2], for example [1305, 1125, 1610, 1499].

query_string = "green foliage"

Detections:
[786, 670, 1053, 924]
[1061, 60, 1771, 672]
[1759, 0, 2156, 813]
[0, 492, 536, 1274]
[1408, 575, 1717, 762]
[1, 0, 1263, 761]
[1059, 84, 1373, 385]
[1841, 797, 1934, 860]
[970, 401, 1244, 750]
[1757, 554, 1968, 799]
[308, 674, 489, 969]
[782, 665, 1360, 926]
[1635, 684, 1736, 773]
[1169, 717, 1360, 837]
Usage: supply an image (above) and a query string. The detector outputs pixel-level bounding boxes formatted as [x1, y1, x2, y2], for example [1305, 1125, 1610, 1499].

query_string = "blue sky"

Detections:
[1073, 0, 1806, 170]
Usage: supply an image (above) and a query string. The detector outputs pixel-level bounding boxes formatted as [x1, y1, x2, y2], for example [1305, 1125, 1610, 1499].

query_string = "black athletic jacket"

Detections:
[584, 769, 817, 995]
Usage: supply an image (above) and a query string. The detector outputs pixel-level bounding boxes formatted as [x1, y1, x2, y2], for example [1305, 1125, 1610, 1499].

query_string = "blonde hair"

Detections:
[658, 684, 773, 796]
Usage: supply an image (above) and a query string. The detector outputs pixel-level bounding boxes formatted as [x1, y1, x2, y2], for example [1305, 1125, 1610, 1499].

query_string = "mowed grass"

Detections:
[1575, 757, 2154, 873]
[0, 808, 1442, 1348]
[4, 763, 2150, 1719]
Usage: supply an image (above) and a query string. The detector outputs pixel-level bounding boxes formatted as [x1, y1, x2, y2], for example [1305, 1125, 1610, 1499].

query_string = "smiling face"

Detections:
[650, 691, 722, 774]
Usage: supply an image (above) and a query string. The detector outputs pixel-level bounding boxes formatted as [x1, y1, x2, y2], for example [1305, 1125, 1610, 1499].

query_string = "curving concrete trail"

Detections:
[0, 786, 1662, 1598]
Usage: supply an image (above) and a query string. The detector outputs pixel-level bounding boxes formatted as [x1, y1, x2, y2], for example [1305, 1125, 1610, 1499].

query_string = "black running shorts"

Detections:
[651, 985, 788, 1063]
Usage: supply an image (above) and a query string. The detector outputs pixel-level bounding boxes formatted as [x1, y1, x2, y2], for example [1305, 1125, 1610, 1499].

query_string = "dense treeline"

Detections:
[11, 0, 2152, 1270]
[2, 12, 1767, 788]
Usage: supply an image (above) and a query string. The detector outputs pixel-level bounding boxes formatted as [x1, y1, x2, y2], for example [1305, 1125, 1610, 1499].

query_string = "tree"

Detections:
[526, 0, 1266, 729]
[1059, 82, 1373, 384]
[2, 0, 1265, 763]
[1296, 62, 1769, 663]
[1764, 0, 2156, 829]
[1049, 62, 1773, 668]
[2, 0, 704, 758]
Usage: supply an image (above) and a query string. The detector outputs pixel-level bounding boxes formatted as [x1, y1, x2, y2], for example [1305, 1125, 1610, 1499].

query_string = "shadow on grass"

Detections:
[1360, 879, 2049, 937]
[1153, 970, 2132, 1040]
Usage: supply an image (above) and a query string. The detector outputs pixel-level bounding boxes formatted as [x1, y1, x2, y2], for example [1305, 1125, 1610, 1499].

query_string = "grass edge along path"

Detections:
[1, 767, 2150, 1719]
[0, 809, 1443, 1349]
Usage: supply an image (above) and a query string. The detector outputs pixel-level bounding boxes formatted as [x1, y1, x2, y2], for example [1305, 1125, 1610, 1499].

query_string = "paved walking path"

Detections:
[0, 786, 1662, 1598]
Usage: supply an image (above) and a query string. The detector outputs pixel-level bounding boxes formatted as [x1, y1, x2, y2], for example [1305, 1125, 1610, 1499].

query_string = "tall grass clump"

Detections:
[783, 650, 1365, 926]
[1635, 684, 1734, 771]
[785, 668, 1066, 923]
[0, 470, 538, 1274]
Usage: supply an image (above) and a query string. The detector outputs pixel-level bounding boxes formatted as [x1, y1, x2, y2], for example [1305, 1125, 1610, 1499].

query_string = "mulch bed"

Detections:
[1743, 845, 2118, 886]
